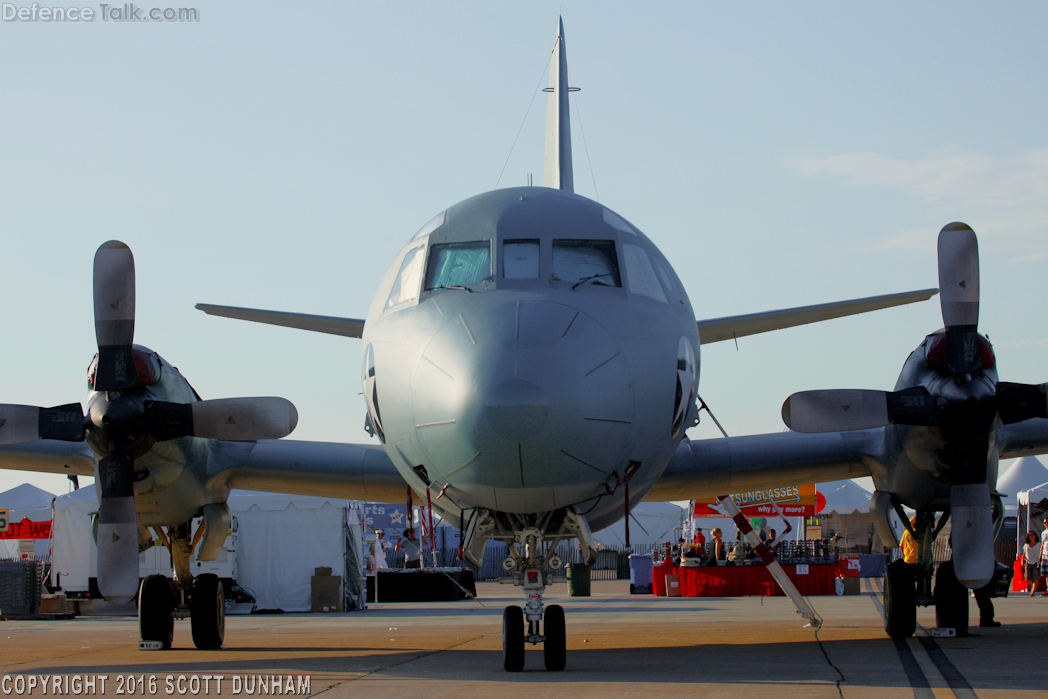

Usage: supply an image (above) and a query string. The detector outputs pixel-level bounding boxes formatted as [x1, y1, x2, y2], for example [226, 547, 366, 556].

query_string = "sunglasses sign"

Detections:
[693, 484, 818, 517]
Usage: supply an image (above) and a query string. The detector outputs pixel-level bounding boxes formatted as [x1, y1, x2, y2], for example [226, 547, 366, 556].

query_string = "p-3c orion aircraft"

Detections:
[0, 19, 1026, 670]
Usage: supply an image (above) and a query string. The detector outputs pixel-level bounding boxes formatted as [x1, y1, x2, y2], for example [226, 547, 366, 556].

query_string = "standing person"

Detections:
[695, 528, 706, 548]
[1041, 518, 1048, 595]
[396, 528, 423, 569]
[900, 516, 918, 564]
[1023, 531, 1043, 596]
[372, 529, 392, 570]
[707, 528, 726, 563]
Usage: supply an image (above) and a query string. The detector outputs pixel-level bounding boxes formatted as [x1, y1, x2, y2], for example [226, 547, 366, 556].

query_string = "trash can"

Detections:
[629, 553, 653, 594]
[567, 564, 591, 597]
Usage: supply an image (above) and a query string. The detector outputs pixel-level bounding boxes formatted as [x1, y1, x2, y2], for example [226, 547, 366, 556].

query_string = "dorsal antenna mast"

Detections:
[543, 17, 577, 192]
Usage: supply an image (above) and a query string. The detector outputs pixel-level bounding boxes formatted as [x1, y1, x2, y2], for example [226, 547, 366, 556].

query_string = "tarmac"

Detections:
[2, 578, 1047, 698]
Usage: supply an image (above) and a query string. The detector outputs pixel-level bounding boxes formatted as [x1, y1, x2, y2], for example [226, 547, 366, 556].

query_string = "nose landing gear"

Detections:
[495, 509, 594, 672]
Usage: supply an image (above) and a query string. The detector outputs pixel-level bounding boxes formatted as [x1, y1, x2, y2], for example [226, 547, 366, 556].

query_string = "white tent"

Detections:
[226, 490, 350, 612]
[50, 487, 355, 613]
[1017, 483, 1048, 553]
[593, 502, 684, 547]
[997, 457, 1048, 515]
[820, 480, 872, 514]
[0, 483, 57, 560]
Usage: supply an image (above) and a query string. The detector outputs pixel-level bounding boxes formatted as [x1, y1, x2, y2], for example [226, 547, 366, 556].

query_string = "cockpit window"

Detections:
[385, 244, 426, 310]
[503, 240, 540, 279]
[623, 244, 667, 303]
[425, 241, 492, 290]
[553, 240, 620, 287]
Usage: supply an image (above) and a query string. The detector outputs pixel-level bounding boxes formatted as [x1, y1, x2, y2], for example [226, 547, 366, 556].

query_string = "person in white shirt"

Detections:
[372, 529, 392, 570]
[1023, 530, 1043, 596]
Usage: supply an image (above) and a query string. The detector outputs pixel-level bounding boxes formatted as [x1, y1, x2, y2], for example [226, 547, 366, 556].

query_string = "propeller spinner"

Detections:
[0, 240, 299, 602]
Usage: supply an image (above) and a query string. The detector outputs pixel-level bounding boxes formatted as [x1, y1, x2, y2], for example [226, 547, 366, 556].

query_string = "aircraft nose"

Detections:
[485, 378, 549, 441]
[410, 299, 635, 512]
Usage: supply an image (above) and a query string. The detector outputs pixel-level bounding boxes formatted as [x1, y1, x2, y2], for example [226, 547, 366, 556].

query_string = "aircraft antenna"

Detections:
[543, 17, 577, 191]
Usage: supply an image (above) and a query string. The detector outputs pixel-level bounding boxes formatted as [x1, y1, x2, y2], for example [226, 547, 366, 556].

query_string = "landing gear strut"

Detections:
[467, 507, 593, 672]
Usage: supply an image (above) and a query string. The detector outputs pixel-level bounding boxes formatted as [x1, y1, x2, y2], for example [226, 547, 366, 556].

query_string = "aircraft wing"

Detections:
[646, 430, 885, 501]
[696, 288, 938, 345]
[0, 440, 95, 477]
[205, 438, 407, 503]
[195, 304, 365, 339]
[999, 418, 1048, 460]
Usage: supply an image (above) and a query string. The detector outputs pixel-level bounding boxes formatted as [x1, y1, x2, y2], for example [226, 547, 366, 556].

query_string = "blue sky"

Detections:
[1, 2, 1046, 497]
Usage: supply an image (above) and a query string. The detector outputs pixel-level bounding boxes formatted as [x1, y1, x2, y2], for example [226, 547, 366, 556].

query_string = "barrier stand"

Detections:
[716, 494, 822, 628]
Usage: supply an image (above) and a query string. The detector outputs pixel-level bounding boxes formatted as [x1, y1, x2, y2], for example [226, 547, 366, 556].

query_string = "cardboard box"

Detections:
[311, 575, 341, 612]
[39, 594, 68, 615]
[665, 574, 682, 597]
[314, 567, 333, 577]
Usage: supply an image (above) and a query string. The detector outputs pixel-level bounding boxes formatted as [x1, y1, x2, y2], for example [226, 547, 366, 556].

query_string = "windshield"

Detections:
[425, 241, 491, 289]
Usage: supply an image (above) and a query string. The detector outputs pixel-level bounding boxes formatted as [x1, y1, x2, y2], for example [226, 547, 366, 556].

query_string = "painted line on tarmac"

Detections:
[863, 576, 979, 699]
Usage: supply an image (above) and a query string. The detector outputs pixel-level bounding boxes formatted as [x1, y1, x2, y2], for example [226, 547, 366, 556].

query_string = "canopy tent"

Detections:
[997, 457, 1048, 515]
[226, 490, 352, 612]
[0, 483, 58, 560]
[593, 502, 684, 548]
[1017, 483, 1048, 557]
[819, 480, 872, 514]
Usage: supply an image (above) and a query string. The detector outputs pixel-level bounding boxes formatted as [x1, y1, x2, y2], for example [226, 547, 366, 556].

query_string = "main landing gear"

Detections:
[883, 508, 952, 639]
[465, 507, 594, 672]
[137, 522, 225, 650]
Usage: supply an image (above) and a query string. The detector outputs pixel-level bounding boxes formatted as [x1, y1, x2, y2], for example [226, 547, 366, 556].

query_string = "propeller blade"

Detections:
[997, 382, 1048, 424]
[782, 387, 935, 433]
[937, 223, 984, 374]
[145, 397, 298, 441]
[949, 481, 996, 589]
[96, 453, 140, 601]
[937, 223, 979, 329]
[93, 241, 138, 391]
[0, 403, 84, 445]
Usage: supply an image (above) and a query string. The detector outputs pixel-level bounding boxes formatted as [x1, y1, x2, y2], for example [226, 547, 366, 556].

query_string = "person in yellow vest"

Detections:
[900, 515, 918, 564]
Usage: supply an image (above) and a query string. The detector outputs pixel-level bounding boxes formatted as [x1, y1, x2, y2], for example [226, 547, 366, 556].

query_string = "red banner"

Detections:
[693, 485, 817, 518]
[0, 518, 52, 539]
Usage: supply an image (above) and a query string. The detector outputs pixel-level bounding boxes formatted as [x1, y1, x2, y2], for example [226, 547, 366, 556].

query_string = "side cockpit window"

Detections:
[385, 244, 426, 310]
[553, 240, 620, 287]
[623, 243, 667, 303]
[425, 241, 492, 290]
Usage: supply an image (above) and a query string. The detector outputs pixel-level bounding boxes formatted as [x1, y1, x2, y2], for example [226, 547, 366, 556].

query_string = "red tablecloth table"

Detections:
[652, 559, 676, 596]
[678, 564, 837, 597]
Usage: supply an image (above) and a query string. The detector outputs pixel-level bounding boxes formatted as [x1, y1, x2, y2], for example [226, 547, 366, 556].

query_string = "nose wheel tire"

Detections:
[138, 575, 175, 650]
[502, 605, 525, 672]
[884, 560, 917, 639]
[543, 604, 566, 671]
[190, 574, 225, 650]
